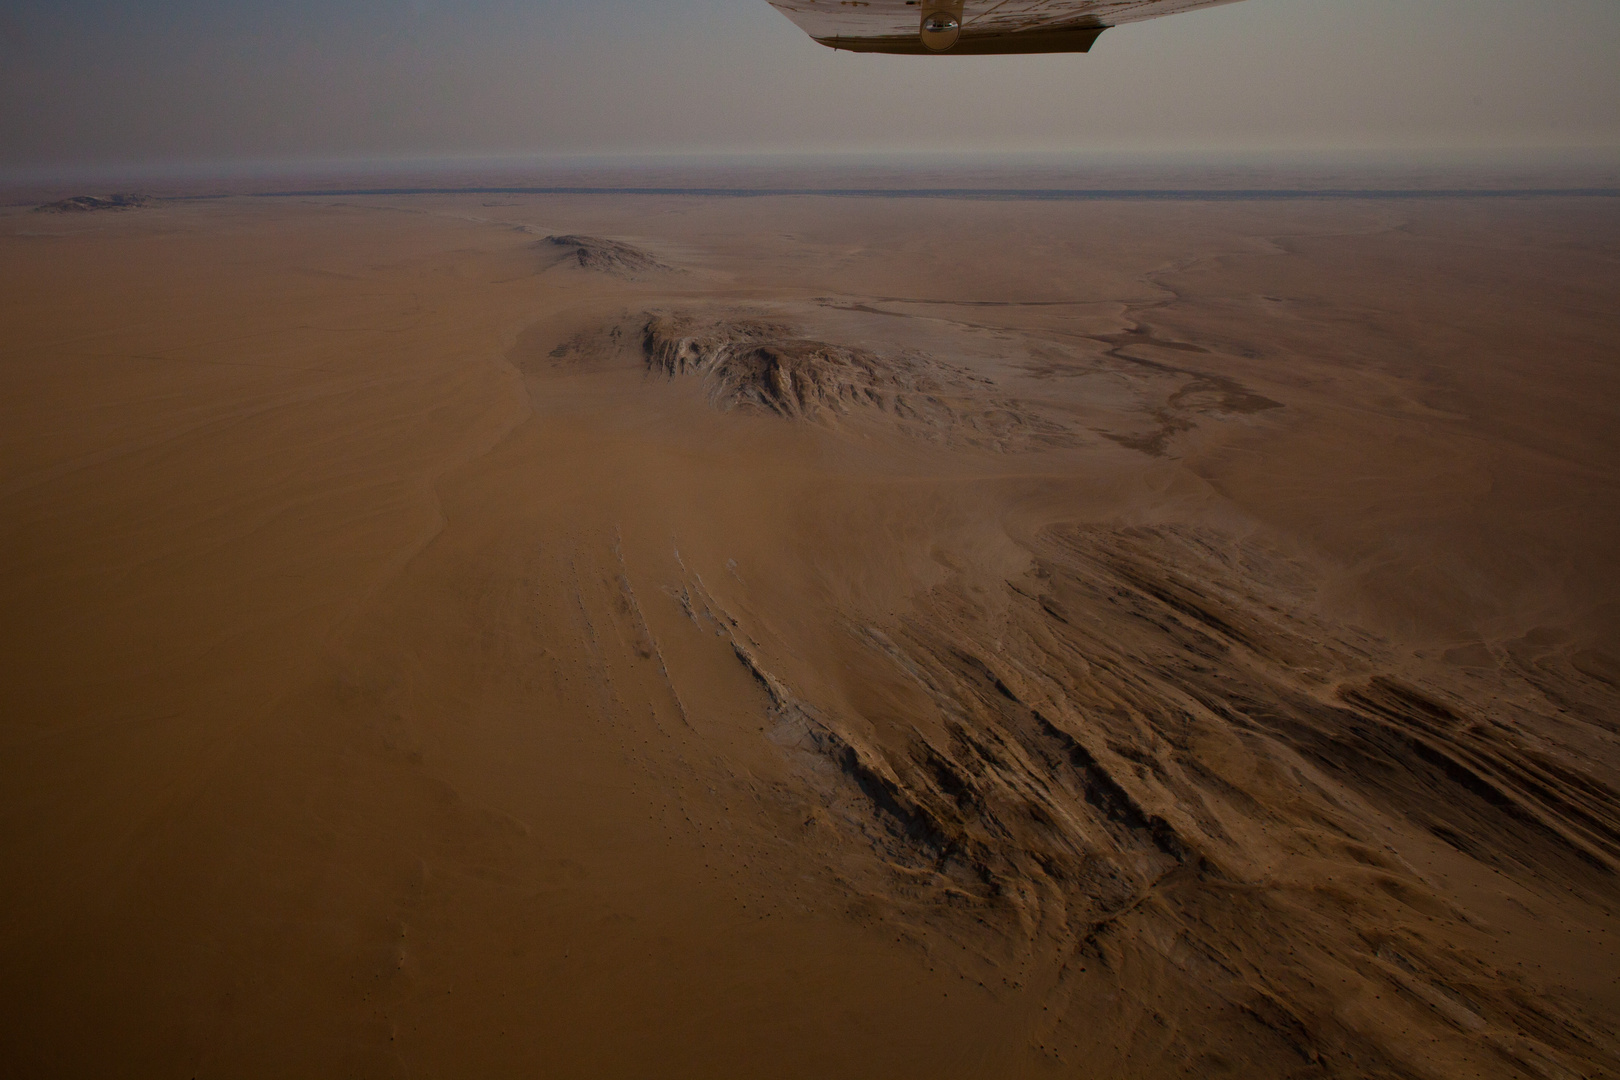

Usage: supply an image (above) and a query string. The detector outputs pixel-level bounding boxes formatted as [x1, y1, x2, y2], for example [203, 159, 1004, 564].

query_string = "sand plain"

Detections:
[1, 189, 1618, 1078]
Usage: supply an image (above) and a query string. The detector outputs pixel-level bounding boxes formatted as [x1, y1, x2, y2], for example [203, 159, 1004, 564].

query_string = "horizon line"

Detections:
[214, 185, 1620, 201]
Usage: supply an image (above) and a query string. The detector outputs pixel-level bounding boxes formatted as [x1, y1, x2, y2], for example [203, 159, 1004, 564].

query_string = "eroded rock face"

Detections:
[546, 234, 674, 276]
[644, 312, 936, 420]
[33, 194, 156, 213]
[640, 311, 1073, 449]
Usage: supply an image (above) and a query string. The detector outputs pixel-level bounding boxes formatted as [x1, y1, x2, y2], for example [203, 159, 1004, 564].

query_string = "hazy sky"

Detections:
[2, 0, 1617, 170]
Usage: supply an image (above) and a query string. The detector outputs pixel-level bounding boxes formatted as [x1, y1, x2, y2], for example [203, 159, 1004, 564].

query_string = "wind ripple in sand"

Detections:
[689, 523, 1620, 1075]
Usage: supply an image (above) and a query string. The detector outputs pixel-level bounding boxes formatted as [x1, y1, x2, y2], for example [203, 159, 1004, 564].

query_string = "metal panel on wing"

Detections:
[766, 0, 1245, 54]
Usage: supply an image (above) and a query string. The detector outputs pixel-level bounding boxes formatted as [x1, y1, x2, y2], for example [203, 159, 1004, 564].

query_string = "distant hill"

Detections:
[33, 193, 157, 213]
[545, 234, 674, 277]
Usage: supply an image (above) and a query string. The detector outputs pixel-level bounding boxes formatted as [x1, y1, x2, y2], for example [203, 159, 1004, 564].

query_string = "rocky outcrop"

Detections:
[545, 234, 674, 276]
[640, 311, 1073, 449]
[33, 194, 156, 213]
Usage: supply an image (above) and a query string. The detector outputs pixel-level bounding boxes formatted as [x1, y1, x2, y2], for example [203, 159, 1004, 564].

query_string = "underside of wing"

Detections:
[766, 0, 1244, 54]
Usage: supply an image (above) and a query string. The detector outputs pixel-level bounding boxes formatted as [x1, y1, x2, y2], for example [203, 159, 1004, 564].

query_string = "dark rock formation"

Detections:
[545, 234, 674, 276]
[33, 194, 157, 214]
[639, 311, 1074, 449]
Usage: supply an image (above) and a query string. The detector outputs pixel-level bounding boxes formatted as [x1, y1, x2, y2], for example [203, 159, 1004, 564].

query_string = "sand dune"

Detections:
[1, 191, 1617, 1077]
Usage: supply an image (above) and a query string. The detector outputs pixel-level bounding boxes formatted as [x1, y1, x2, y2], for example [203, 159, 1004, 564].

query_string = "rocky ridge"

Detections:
[546, 234, 674, 277]
[639, 311, 1074, 450]
[33, 194, 157, 214]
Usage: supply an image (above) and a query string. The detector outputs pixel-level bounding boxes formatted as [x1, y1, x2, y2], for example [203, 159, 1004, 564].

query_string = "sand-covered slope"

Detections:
[1, 191, 1617, 1078]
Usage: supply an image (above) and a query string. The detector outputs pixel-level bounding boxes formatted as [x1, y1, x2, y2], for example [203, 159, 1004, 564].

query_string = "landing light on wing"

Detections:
[919, 10, 961, 51]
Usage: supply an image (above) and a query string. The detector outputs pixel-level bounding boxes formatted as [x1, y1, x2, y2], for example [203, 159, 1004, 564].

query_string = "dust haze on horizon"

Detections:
[3, 0, 1619, 174]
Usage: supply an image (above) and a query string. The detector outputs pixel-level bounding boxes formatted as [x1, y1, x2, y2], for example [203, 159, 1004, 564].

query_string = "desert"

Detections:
[2, 185, 1618, 1078]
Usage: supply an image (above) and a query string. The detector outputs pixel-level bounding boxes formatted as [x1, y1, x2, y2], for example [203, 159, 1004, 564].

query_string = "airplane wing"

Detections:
[766, 0, 1245, 54]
